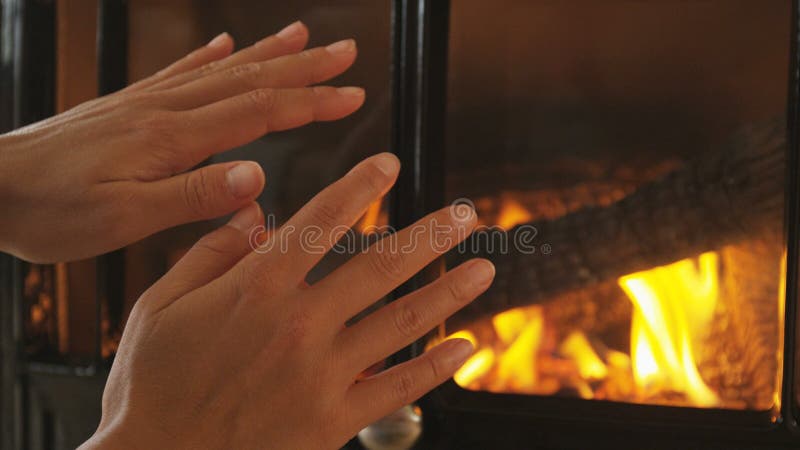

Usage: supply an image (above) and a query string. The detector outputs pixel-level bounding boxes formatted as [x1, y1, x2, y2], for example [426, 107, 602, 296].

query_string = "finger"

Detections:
[123, 32, 235, 93]
[310, 204, 478, 322]
[163, 39, 357, 109]
[235, 153, 399, 291]
[144, 202, 263, 308]
[145, 21, 309, 93]
[337, 259, 494, 374]
[138, 161, 265, 232]
[179, 86, 365, 161]
[346, 338, 474, 429]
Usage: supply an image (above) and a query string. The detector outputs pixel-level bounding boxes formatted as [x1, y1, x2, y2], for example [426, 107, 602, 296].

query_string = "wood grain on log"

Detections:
[454, 119, 785, 322]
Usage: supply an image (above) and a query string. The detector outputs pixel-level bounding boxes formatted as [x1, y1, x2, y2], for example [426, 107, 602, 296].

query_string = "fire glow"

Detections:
[621, 252, 719, 407]
[426, 197, 727, 407]
[437, 252, 721, 406]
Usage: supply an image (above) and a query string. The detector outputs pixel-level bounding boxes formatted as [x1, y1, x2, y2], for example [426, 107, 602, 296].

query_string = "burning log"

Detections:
[457, 118, 786, 322]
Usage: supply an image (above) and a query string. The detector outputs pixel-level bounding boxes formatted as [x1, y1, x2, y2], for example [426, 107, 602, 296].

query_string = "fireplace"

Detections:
[2, 0, 800, 449]
[427, 0, 789, 409]
[387, 0, 800, 448]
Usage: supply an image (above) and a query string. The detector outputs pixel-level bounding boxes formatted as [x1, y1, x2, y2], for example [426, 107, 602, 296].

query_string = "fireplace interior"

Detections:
[397, 0, 800, 448]
[431, 0, 789, 410]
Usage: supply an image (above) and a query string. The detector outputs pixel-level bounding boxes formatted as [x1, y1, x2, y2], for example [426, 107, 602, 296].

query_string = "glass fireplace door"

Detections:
[425, 0, 791, 412]
[107, 0, 394, 355]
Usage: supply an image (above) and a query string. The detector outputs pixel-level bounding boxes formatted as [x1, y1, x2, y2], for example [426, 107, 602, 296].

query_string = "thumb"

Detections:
[142, 160, 265, 230]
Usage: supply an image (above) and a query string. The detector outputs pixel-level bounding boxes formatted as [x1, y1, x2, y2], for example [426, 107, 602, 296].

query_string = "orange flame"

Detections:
[436, 199, 723, 407]
[357, 198, 388, 234]
[496, 198, 533, 230]
[559, 331, 608, 381]
[454, 348, 496, 387]
[620, 252, 719, 406]
[495, 310, 543, 389]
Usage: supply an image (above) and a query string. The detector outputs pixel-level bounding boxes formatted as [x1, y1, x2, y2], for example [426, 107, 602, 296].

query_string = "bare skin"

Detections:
[0, 22, 363, 262]
[0, 22, 493, 448]
[80, 154, 492, 449]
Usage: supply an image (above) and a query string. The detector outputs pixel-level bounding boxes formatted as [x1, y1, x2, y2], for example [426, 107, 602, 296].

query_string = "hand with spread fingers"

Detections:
[0, 21, 364, 263]
[79, 153, 494, 450]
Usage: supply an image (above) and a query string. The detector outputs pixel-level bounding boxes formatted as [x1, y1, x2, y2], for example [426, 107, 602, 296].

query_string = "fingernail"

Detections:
[226, 162, 263, 199]
[443, 339, 475, 368]
[228, 203, 261, 231]
[337, 86, 365, 97]
[468, 259, 495, 287]
[372, 153, 400, 177]
[326, 39, 356, 54]
[276, 21, 305, 40]
[207, 32, 230, 49]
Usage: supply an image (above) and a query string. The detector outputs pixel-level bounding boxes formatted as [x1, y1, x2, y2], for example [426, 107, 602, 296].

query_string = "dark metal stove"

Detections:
[3, 1, 800, 449]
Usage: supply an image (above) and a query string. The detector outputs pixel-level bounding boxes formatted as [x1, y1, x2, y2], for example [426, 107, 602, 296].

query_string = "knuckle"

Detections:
[298, 49, 315, 61]
[393, 303, 425, 339]
[369, 247, 405, 281]
[445, 278, 469, 304]
[191, 232, 231, 259]
[229, 62, 262, 88]
[245, 88, 278, 115]
[297, 50, 318, 84]
[120, 90, 158, 108]
[426, 354, 444, 380]
[197, 60, 221, 77]
[308, 201, 343, 230]
[310, 85, 333, 100]
[182, 169, 214, 218]
[392, 371, 415, 405]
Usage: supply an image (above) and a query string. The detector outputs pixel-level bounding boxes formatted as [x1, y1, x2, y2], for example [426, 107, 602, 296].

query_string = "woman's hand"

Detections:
[79, 153, 494, 449]
[0, 21, 364, 263]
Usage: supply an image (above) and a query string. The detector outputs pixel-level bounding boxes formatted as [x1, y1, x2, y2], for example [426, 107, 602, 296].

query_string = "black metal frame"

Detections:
[0, 1, 130, 448]
[388, 0, 448, 372]
[390, 0, 800, 448]
[0, 0, 20, 445]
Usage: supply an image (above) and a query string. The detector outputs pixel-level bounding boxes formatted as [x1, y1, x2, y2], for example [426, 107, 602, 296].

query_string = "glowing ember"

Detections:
[495, 198, 533, 230]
